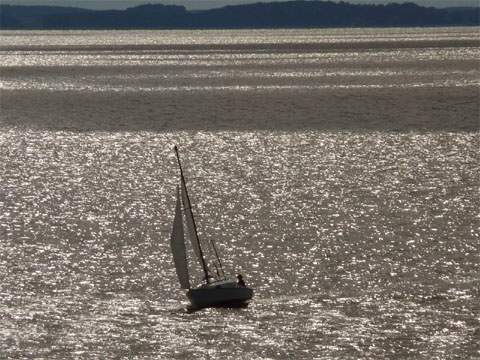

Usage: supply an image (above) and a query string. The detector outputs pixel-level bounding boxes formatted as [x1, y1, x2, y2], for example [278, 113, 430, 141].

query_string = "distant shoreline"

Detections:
[1, 1, 479, 29]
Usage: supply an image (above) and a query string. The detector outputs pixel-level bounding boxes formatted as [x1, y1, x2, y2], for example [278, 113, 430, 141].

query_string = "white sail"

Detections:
[170, 187, 190, 289]
[181, 179, 205, 268]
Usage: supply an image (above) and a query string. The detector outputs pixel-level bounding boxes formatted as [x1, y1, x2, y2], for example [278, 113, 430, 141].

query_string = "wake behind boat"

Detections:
[170, 146, 253, 309]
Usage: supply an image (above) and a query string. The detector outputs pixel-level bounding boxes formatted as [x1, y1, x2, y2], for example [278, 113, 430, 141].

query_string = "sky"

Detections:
[1, 0, 478, 10]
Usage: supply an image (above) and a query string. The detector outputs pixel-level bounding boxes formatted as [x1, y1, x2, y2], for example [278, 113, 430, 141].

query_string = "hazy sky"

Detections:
[1, 0, 478, 10]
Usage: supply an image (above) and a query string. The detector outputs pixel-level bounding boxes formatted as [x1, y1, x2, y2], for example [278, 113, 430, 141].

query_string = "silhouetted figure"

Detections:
[237, 274, 246, 287]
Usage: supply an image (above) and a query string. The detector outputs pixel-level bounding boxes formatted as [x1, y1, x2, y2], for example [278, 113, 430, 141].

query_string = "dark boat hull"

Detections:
[187, 286, 253, 309]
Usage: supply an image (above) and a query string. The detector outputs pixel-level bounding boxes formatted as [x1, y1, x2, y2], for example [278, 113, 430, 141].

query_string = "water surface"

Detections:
[0, 28, 479, 359]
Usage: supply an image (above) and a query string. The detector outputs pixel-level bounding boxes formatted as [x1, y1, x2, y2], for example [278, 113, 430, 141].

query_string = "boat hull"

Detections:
[187, 286, 253, 309]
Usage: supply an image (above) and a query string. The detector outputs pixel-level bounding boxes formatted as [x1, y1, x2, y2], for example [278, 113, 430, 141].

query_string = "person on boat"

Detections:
[237, 274, 246, 287]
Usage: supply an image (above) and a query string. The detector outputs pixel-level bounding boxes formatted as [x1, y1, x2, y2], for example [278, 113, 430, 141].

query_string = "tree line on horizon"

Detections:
[0, 1, 479, 29]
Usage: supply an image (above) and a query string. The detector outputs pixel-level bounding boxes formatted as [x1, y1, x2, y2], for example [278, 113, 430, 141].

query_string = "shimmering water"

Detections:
[0, 28, 479, 359]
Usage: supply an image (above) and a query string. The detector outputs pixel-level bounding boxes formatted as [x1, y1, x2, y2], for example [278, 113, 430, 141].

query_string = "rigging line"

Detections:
[174, 145, 211, 284]
[209, 238, 225, 278]
[183, 200, 224, 277]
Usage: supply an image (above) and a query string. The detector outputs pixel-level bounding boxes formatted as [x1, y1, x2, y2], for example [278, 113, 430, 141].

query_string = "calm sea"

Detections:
[0, 28, 479, 359]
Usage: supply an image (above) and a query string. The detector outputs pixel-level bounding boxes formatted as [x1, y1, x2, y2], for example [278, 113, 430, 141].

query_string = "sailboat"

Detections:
[170, 145, 253, 309]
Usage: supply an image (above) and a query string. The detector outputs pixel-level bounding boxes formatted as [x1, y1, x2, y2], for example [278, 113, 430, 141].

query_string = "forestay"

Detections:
[181, 180, 205, 270]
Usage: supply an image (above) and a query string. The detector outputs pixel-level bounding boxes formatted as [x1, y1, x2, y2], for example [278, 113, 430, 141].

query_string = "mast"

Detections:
[174, 145, 211, 284]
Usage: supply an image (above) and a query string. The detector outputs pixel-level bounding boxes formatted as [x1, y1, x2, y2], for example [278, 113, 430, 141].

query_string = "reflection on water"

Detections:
[0, 130, 478, 358]
[1, 27, 479, 47]
[1, 28, 479, 92]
